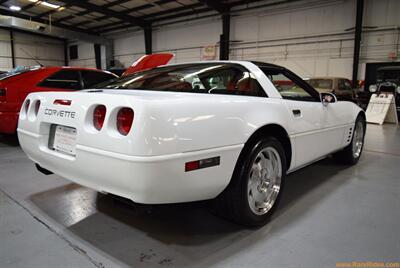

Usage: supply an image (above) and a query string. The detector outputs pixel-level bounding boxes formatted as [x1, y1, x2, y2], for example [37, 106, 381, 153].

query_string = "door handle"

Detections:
[292, 109, 301, 117]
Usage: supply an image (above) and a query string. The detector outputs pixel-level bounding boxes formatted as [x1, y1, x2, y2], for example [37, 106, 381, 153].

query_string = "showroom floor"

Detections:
[0, 124, 399, 268]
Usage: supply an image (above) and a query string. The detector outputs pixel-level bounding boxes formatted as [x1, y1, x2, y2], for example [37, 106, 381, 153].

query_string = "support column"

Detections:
[94, 43, 101, 69]
[219, 13, 230, 60]
[144, 26, 152, 55]
[351, 0, 364, 87]
[64, 40, 69, 66]
[9, 30, 15, 68]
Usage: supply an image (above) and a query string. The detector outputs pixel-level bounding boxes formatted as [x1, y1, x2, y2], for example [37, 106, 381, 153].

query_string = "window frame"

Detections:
[259, 66, 320, 102]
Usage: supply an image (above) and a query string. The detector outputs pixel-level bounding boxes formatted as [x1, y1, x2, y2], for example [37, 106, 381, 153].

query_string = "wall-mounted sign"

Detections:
[202, 45, 217, 60]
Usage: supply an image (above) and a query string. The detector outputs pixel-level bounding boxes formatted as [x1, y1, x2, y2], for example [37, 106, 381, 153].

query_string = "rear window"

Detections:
[81, 70, 116, 88]
[307, 79, 333, 89]
[38, 70, 82, 90]
[96, 63, 267, 97]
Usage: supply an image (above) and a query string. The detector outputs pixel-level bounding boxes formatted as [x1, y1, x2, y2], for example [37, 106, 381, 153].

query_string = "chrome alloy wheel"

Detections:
[352, 121, 364, 158]
[247, 147, 282, 215]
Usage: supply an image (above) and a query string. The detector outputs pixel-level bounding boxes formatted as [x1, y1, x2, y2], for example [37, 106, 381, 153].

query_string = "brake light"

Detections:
[93, 105, 106, 130]
[54, 99, 72, 106]
[34, 100, 41, 115]
[116, 108, 134, 136]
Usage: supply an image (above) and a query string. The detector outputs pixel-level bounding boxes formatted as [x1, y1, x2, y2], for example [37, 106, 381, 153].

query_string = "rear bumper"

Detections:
[0, 111, 18, 134]
[18, 128, 243, 204]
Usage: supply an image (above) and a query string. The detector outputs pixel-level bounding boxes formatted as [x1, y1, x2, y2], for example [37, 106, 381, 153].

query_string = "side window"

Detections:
[38, 70, 82, 90]
[81, 71, 116, 88]
[262, 69, 317, 101]
[201, 67, 267, 97]
[115, 64, 267, 97]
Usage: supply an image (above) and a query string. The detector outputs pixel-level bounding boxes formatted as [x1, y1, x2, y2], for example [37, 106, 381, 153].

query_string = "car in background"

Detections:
[0, 66, 117, 134]
[369, 66, 400, 116]
[306, 77, 357, 102]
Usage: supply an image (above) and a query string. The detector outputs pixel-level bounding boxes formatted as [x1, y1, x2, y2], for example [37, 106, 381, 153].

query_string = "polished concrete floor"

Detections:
[0, 124, 399, 268]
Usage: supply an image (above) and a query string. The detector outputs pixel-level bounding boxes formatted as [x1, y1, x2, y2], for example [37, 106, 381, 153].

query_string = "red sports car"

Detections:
[0, 66, 117, 134]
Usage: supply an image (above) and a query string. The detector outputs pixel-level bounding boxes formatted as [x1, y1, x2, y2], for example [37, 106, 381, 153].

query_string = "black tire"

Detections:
[214, 136, 287, 227]
[333, 114, 366, 165]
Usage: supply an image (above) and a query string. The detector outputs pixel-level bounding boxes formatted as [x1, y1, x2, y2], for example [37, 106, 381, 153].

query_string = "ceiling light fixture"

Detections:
[40, 1, 60, 9]
[9, 5, 21, 11]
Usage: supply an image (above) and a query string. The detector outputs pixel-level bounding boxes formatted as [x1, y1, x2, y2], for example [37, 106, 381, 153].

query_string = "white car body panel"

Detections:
[17, 61, 363, 204]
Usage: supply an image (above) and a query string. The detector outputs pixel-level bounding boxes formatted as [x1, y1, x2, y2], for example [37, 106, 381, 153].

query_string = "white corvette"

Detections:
[17, 61, 365, 226]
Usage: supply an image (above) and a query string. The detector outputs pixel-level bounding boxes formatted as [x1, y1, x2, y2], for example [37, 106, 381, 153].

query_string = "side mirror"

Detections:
[369, 84, 377, 93]
[320, 92, 337, 106]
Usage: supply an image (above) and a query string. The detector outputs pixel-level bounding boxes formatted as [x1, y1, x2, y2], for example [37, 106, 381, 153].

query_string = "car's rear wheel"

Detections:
[333, 114, 366, 165]
[214, 136, 287, 227]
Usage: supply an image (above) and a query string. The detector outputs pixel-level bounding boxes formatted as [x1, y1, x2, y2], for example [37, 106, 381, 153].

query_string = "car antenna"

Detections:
[19, 47, 43, 67]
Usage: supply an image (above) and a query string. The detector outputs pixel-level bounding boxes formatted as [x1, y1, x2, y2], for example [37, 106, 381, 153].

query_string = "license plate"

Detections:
[52, 125, 77, 156]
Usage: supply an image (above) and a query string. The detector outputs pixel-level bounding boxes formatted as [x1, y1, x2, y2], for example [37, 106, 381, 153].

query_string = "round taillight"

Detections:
[93, 105, 106, 131]
[24, 99, 30, 114]
[117, 108, 134, 136]
[34, 100, 41, 115]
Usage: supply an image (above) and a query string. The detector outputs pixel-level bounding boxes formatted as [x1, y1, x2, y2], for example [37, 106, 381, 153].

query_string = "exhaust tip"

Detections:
[35, 163, 53, 175]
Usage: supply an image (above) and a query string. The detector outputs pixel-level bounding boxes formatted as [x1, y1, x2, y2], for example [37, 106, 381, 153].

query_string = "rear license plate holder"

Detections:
[50, 125, 77, 156]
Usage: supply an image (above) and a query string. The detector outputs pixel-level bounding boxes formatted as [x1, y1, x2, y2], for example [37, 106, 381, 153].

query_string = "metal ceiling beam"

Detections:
[97, 6, 213, 33]
[57, 0, 149, 28]
[81, 0, 180, 31]
[20, 2, 37, 11]
[34, 4, 72, 19]
[91, 3, 205, 33]
[45, 0, 130, 22]
[0, 7, 98, 35]
[197, 0, 227, 13]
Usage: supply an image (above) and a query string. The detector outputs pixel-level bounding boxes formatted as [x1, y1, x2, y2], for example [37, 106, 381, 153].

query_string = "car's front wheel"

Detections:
[333, 114, 366, 165]
[215, 136, 287, 227]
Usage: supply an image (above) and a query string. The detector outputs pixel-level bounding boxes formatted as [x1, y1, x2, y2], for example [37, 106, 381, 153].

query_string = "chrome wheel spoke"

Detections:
[247, 146, 282, 216]
[352, 121, 364, 158]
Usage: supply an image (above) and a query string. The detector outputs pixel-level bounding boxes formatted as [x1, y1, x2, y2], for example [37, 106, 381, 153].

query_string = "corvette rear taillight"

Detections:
[117, 108, 134, 136]
[93, 105, 106, 130]
[34, 100, 41, 115]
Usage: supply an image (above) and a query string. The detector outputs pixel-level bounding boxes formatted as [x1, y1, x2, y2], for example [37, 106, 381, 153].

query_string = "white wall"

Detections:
[110, 0, 400, 80]
[69, 42, 96, 68]
[14, 32, 64, 67]
[0, 30, 66, 71]
[0, 29, 13, 71]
